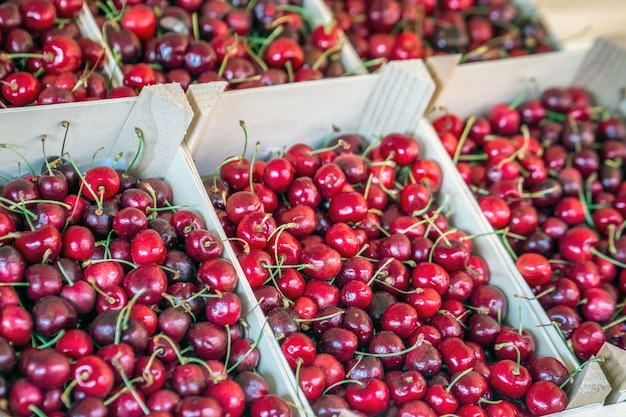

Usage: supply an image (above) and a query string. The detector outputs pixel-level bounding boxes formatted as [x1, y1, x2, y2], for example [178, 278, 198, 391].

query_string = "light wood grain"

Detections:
[109, 83, 194, 178]
[536, 0, 626, 51]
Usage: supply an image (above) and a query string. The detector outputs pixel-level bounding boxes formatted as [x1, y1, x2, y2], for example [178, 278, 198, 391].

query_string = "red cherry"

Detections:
[61, 225, 95, 261]
[515, 253, 551, 286]
[72, 355, 114, 397]
[1, 72, 41, 106]
[264, 38, 304, 71]
[345, 379, 390, 415]
[42, 35, 81, 75]
[121, 4, 157, 42]
[130, 229, 166, 265]
[525, 381, 567, 416]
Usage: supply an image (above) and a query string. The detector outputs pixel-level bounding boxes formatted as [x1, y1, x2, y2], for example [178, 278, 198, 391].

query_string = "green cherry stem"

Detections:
[446, 367, 474, 393]
[452, 115, 476, 164]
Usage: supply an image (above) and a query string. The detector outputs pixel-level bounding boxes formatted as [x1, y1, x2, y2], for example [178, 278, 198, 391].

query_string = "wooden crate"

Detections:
[0, 84, 305, 413]
[185, 57, 611, 414]
[429, 34, 626, 408]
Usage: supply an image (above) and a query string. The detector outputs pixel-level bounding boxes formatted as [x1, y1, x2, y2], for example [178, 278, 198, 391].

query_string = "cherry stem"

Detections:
[367, 258, 395, 286]
[509, 91, 527, 110]
[294, 358, 303, 401]
[257, 26, 284, 61]
[362, 173, 374, 202]
[223, 237, 251, 255]
[274, 4, 317, 30]
[590, 247, 626, 269]
[514, 285, 555, 301]
[355, 340, 422, 358]
[312, 42, 345, 71]
[500, 233, 519, 260]
[65, 153, 105, 210]
[113, 354, 150, 415]
[83, 258, 137, 270]
[453, 116, 476, 164]
[322, 379, 365, 395]
[213, 155, 243, 189]
[223, 324, 232, 373]
[226, 319, 267, 374]
[494, 342, 522, 375]
[478, 398, 503, 406]
[371, 278, 423, 295]
[576, 188, 594, 228]
[61, 378, 79, 408]
[608, 223, 618, 254]
[28, 405, 48, 417]
[122, 128, 144, 177]
[344, 354, 364, 379]
[238, 120, 250, 168]
[457, 153, 488, 161]
[0, 195, 36, 216]
[40, 135, 54, 176]
[243, 42, 268, 72]
[0, 282, 28, 286]
[285, 60, 294, 84]
[307, 139, 349, 155]
[141, 346, 165, 387]
[602, 314, 626, 332]
[294, 309, 345, 323]
[191, 12, 200, 41]
[37, 329, 66, 349]
[560, 356, 605, 389]
[427, 229, 451, 264]
[154, 333, 186, 364]
[249, 141, 261, 192]
[1, 144, 37, 178]
[446, 367, 474, 393]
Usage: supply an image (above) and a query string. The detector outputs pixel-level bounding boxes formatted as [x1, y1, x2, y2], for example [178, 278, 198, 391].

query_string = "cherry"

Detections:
[301, 243, 342, 281]
[204, 380, 245, 417]
[311, 395, 350, 417]
[525, 381, 567, 416]
[280, 331, 316, 370]
[386, 370, 427, 405]
[570, 321, 606, 360]
[489, 359, 531, 399]
[187, 321, 228, 361]
[249, 395, 291, 417]
[344, 379, 390, 416]
[9, 378, 43, 417]
[71, 355, 114, 397]
[1, 71, 41, 105]
[515, 253, 551, 286]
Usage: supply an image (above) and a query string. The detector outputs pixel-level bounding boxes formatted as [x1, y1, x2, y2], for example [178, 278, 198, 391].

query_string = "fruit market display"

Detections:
[433, 85, 626, 363]
[0, 133, 290, 416]
[325, 0, 555, 67]
[88, 0, 350, 91]
[205, 126, 574, 416]
[0, 0, 120, 106]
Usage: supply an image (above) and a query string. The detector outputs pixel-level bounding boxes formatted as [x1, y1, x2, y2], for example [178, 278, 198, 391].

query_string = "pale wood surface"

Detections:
[598, 343, 626, 404]
[536, 0, 626, 51]
[110, 83, 194, 179]
[185, 82, 228, 155]
[566, 360, 612, 410]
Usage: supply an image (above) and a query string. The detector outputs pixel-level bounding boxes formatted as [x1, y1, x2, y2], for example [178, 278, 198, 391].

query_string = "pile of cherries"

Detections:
[207, 126, 572, 416]
[433, 85, 626, 362]
[326, 0, 554, 68]
[0, 0, 122, 107]
[89, 0, 349, 92]
[0, 134, 290, 416]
